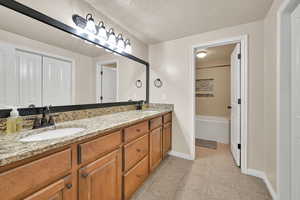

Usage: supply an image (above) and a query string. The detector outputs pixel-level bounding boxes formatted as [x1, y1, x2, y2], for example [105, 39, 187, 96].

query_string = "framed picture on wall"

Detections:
[195, 78, 214, 97]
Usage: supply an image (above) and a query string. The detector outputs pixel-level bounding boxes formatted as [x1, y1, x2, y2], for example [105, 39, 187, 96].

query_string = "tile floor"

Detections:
[131, 144, 272, 200]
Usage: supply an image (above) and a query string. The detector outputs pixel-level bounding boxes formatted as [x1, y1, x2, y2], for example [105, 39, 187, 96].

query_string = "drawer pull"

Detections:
[66, 183, 72, 189]
[136, 148, 141, 153]
[136, 129, 141, 132]
[81, 173, 89, 178]
[136, 174, 143, 179]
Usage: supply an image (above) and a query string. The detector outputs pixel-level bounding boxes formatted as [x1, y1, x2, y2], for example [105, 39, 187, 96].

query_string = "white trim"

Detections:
[277, 1, 299, 200]
[96, 60, 119, 103]
[190, 35, 248, 174]
[168, 151, 194, 160]
[246, 169, 277, 200]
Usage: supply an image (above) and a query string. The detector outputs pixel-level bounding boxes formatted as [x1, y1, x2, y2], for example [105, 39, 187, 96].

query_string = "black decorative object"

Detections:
[135, 80, 143, 88]
[154, 78, 163, 88]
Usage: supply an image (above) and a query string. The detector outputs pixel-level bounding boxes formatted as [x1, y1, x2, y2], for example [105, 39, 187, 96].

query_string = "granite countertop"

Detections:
[0, 108, 172, 167]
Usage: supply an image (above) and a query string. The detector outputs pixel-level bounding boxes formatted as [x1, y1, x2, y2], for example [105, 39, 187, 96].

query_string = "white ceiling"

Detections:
[85, 0, 273, 44]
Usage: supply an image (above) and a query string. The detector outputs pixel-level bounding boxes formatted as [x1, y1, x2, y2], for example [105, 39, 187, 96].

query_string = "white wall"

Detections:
[263, 0, 285, 192]
[0, 28, 95, 105]
[149, 20, 265, 171]
[94, 54, 147, 102]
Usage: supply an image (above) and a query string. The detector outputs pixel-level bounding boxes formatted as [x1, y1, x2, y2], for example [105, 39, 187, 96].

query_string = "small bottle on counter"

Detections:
[6, 107, 22, 134]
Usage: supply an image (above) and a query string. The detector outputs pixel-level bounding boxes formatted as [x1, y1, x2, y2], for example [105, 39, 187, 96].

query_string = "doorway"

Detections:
[191, 36, 248, 173]
[96, 61, 118, 103]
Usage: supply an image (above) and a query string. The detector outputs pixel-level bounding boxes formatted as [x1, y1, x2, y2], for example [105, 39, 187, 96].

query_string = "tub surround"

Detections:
[0, 104, 173, 167]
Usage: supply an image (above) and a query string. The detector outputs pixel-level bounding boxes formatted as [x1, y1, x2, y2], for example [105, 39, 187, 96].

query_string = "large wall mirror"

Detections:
[0, 1, 149, 116]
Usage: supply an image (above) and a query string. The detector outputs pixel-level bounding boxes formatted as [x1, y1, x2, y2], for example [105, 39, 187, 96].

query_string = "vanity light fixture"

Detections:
[72, 13, 132, 53]
[125, 39, 132, 54]
[196, 50, 207, 58]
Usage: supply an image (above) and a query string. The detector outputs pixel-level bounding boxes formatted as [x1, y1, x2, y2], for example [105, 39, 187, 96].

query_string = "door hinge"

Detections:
[238, 144, 241, 150]
[100, 96, 103, 100]
[100, 71, 103, 75]
[238, 98, 241, 104]
[238, 53, 241, 60]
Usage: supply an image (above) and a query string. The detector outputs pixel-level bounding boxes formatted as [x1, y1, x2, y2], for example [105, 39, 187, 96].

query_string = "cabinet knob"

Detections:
[66, 183, 72, 189]
[82, 173, 89, 178]
[136, 129, 141, 132]
[136, 174, 142, 179]
[136, 149, 141, 153]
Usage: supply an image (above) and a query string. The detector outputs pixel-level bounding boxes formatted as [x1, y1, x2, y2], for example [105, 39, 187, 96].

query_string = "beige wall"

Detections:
[149, 20, 265, 171]
[196, 65, 231, 117]
[263, 0, 285, 192]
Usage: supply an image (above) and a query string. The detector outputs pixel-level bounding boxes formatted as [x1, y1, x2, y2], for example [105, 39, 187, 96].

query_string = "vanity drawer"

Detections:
[163, 113, 172, 124]
[0, 149, 71, 200]
[150, 117, 162, 130]
[79, 131, 122, 164]
[123, 156, 149, 200]
[124, 121, 149, 143]
[124, 134, 149, 172]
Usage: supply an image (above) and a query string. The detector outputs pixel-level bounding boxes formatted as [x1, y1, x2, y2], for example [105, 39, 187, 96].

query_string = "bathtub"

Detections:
[195, 115, 230, 144]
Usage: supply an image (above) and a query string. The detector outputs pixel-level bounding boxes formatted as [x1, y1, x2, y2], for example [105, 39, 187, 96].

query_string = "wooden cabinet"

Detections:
[24, 175, 72, 200]
[124, 134, 149, 172]
[0, 112, 172, 200]
[163, 123, 172, 157]
[123, 156, 149, 200]
[149, 127, 163, 171]
[0, 149, 71, 200]
[78, 149, 122, 200]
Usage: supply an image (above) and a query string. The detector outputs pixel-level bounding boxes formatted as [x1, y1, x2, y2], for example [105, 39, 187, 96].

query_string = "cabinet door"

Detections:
[79, 149, 122, 200]
[24, 175, 72, 200]
[149, 127, 162, 171]
[16, 50, 43, 107]
[43, 56, 72, 106]
[163, 123, 172, 157]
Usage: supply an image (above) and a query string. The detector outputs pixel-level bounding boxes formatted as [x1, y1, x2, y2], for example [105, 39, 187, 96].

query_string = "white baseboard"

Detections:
[246, 169, 277, 200]
[168, 151, 194, 160]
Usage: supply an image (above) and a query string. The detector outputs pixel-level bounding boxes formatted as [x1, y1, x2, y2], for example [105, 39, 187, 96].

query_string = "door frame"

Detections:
[191, 35, 248, 174]
[96, 60, 119, 103]
[277, 1, 299, 199]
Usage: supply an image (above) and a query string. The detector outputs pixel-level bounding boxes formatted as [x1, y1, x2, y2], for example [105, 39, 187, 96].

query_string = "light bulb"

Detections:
[107, 28, 117, 49]
[116, 34, 125, 52]
[85, 14, 97, 34]
[125, 39, 132, 53]
[196, 51, 207, 58]
[97, 21, 108, 41]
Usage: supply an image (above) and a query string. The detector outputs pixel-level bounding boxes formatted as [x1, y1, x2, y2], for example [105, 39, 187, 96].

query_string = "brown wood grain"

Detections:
[149, 117, 163, 131]
[149, 128, 163, 172]
[163, 123, 172, 157]
[124, 134, 149, 172]
[124, 121, 149, 143]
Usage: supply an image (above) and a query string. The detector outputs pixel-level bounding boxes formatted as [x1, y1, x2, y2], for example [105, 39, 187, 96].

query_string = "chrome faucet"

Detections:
[31, 106, 58, 129]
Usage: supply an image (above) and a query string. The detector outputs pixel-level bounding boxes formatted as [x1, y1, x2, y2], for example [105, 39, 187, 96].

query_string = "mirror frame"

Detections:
[0, 0, 150, 118]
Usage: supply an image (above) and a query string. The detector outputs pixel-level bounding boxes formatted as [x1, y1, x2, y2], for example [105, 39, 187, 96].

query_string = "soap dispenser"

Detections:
[6, 107, 22, 134]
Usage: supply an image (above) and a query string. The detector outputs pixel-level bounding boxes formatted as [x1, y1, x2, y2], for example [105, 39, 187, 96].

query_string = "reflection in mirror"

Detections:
[0, 5, 146, 109]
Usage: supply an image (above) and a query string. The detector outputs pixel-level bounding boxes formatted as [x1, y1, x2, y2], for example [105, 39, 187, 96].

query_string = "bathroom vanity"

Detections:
[0, 110, 172, 200]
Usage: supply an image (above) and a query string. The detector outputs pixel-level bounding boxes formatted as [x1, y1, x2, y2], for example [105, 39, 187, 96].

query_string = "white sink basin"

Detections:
[20, 128, 86, 142]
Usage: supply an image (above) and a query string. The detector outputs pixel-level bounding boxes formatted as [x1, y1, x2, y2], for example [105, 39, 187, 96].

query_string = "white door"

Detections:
[16, 50, 42, 107]
[230, 43, 241, 167]
[291, 6, 300, 200]
[97, 65, 117, 103]
[43, 56, 72, 106]
[0, 44, 18, 107]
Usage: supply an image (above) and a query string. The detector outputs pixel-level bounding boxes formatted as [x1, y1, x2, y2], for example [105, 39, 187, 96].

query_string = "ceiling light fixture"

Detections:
[196, 50, 207, 58]
[72, 14, 132, 54]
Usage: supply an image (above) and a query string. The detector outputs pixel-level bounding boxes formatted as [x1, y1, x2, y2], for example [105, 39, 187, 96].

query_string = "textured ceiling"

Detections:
[85, 0, 273, 44]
